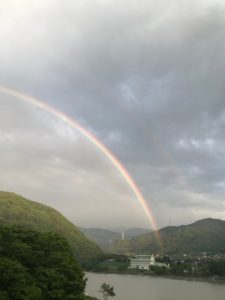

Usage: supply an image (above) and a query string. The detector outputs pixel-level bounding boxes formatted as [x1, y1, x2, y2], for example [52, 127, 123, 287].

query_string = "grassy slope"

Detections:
[0, 191, 102, 265]
[128, 218, 225, 255]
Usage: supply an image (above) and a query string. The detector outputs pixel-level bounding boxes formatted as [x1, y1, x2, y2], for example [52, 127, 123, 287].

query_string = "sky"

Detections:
[0, 0, 225, 229]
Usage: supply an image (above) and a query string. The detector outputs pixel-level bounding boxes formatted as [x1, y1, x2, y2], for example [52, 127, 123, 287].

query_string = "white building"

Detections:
[129, 255, 152, 270]
[129, 255, 169, 270]
[150, 255, 156, 266]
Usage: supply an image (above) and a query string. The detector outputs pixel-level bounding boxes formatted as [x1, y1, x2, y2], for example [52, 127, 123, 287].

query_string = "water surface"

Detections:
[86, 272, 225, 300]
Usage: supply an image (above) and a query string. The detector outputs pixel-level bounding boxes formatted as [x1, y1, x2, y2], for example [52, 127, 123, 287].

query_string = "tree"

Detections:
[98, 283, 115, 300]
[0, 225, 87, 299]
[0, 257, 42, 300]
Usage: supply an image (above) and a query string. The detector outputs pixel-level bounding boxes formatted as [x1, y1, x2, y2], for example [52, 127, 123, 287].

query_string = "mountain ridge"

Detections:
[80, 226, 151, 251]
[127, 218, 225, 255]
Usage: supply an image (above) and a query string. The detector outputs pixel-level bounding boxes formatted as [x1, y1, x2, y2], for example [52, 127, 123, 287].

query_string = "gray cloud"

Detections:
[0, 0, 225, 228]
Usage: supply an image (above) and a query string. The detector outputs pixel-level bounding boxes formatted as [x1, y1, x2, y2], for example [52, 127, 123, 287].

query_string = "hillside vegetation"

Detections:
[128, 218, 225, 255]
[0, 225, 89, 300]
[0, 192, 102, 266]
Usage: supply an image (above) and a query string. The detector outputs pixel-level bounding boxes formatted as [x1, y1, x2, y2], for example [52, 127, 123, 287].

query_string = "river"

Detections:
[85, 272, 225, 300]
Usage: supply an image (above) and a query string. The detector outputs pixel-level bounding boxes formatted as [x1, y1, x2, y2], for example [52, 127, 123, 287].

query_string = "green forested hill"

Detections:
[0, 225, 87, 300]
[0, 191, 102, 266]
[128, 218, 225, 255]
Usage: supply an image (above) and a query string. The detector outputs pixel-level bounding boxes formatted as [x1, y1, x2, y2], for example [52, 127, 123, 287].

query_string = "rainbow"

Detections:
[0, 85, 161, 243]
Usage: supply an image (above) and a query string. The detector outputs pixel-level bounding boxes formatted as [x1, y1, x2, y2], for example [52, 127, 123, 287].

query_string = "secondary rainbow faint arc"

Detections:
[0, 85, 161, 242]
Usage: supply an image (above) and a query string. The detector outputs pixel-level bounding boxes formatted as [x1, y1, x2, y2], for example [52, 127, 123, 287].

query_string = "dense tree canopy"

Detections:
[0, 225, 90, 300]
[208, 260, 225, 277]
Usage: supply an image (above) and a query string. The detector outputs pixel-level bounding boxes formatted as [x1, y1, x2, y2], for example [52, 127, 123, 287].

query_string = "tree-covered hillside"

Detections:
[0, 225, 94, 300]
[0, 192, 102, 266]
[126, 218, 225, 255]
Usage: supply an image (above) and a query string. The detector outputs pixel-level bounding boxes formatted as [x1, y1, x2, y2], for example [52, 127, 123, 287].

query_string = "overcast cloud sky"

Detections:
[0, 0, 225, 229]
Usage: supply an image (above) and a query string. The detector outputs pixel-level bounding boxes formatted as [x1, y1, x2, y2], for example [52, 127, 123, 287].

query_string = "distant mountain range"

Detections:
[80, 219, 225, 255]
[0, 191, 102, 266]
[126, 218, 225, 255]
[79, 227, 151, 250]
[2, 191, 224, 258]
